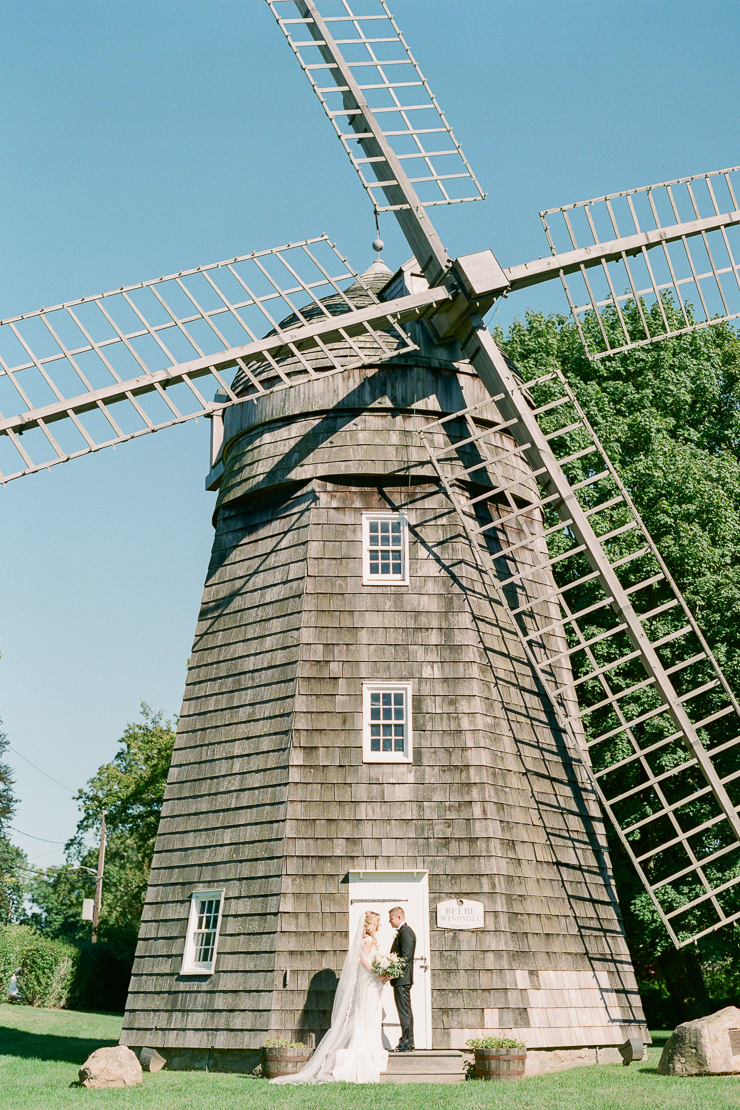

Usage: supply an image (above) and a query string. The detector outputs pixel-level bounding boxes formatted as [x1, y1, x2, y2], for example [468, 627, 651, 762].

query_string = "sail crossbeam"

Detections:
[269, 0, 484, 213]
[540, 166, 740, 358]
[0, 237, 448, 484]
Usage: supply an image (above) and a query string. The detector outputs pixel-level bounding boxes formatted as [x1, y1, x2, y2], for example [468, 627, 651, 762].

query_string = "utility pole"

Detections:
[91, 810, 106, 944]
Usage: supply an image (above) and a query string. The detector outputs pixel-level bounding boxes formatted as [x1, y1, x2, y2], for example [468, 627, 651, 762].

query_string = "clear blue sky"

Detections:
[2, 0, 739, 867]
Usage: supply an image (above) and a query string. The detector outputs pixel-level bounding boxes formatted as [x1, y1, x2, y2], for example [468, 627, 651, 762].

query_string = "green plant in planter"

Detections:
[466, 1037, 528, 1083]
[262, 1037, 311, 1050]
[260, 1037, 313, 1080]
[466, 1036, 526, 1050]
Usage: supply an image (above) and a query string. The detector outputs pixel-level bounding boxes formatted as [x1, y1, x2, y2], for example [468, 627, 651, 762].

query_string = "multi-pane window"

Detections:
[362, 513, 409, 585]
[362, 682, 413, 764]
[370, 690, 406, 753]
[369, 519, 403, 577]
[193, 897, 220, 963]
[181, 890, 224, 974]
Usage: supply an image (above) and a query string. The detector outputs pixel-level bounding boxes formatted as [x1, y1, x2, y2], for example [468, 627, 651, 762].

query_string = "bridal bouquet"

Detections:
[371, 953, 408, 979]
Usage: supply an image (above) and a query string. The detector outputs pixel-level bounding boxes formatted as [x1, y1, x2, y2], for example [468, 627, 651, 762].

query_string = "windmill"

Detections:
[3, 0, 740, 1074]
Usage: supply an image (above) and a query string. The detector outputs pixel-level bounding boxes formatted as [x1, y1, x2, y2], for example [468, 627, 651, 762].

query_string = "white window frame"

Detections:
[362, 512, 409, 586]
[181, 889, 225, 975]
[362, 681, 413, 764]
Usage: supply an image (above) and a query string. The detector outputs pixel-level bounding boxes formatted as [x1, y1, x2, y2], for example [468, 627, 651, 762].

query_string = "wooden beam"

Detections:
[292, 0, 451, 285]
[0, 286, 449, 435]
[504, 209, 740, 292]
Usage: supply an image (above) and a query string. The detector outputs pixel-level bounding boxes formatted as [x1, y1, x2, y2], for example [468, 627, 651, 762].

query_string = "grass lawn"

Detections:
[2, 1005, 740, 1110]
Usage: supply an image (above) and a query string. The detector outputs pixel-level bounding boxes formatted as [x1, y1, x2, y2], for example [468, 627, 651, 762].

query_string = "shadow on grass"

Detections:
[0, 1026, 118, 1065]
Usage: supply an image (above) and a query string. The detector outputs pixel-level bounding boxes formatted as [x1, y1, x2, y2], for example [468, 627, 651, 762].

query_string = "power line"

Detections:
[15, 862, 94, 877]
[28, 847, 66, 863]
[7, 826, 66, 845]
[6, 744, 75, 794]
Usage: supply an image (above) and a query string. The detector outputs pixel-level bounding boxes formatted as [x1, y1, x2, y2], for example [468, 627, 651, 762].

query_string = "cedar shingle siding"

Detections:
[121, 351, 646, 1069]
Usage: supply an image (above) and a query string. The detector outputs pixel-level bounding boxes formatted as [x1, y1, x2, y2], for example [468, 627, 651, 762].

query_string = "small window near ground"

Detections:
[362, 682, 413, 764]
[181, 890, 224, 975]
[362, 513, 409, 585]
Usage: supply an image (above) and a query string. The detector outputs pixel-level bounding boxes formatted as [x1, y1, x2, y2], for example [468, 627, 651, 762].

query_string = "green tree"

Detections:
[0, 726, 15, 829]
[29, 704, 176, 957]
[0, 839, 28, 924]
[497, 306, 740, 1020]
[0, 722, 27, 923]
[498, 302, 740, 667]
[23, 864, 93, 944]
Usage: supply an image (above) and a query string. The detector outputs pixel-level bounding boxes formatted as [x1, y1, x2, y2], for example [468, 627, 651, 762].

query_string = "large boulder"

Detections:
[78, 1045, 142, 1088]
[658, 1006, 740, 1075]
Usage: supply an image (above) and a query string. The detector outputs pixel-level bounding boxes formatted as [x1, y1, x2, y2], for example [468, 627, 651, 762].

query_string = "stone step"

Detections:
[386, 1050, 464, 1073]
[381, 1050, 466, 1084]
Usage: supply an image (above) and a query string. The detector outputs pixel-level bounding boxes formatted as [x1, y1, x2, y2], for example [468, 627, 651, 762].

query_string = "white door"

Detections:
[348, 870, 431, 1050]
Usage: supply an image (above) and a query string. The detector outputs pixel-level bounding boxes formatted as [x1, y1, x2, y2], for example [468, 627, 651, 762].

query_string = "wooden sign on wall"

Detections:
[436, 899, 484, 930]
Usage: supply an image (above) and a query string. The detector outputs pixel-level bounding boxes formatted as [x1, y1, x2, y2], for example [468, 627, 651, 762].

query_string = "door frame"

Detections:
[347, 869, 432, 1050]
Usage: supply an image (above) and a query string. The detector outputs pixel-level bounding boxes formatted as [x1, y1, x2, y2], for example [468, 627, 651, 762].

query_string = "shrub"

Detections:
[465, 1036, 526, 1049]
[0, 924, 34, 999]
[0, 926, 132, 1011]
[17, 935, 79, 1008]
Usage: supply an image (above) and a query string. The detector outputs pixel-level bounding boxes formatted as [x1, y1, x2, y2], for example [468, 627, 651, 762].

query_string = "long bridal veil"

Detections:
[270, 918, 365, 1085]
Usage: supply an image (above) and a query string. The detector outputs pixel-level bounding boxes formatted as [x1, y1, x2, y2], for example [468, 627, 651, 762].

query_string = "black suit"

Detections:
[390, 922, 416, 1048]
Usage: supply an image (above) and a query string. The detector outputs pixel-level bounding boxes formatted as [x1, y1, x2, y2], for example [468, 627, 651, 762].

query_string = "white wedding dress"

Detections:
[270, 921, 389, 1084]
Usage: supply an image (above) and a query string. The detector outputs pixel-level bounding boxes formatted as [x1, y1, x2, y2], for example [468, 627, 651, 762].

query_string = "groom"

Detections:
[389, 907, 416, 1052]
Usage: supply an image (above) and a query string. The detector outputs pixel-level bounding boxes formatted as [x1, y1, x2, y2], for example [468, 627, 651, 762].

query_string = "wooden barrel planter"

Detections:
[260, 1045, 313, 1079]
[474, 1047, 527, 1081]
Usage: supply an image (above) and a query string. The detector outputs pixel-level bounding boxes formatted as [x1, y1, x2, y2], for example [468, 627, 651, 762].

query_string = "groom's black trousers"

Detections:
[393, 982, 414, 1047]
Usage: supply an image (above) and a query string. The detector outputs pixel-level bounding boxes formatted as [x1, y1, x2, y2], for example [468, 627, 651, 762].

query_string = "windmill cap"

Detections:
[359, 258, 393, 288]
[334, 259, 394, 305]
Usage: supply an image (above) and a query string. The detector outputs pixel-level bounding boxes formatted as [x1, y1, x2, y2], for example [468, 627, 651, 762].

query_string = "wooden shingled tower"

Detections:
[118, 258, 647, 1068]
[5, 0, 740, 1079]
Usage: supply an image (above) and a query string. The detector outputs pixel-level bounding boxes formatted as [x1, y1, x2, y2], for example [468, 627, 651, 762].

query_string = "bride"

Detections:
[270, 910, 389, 1084]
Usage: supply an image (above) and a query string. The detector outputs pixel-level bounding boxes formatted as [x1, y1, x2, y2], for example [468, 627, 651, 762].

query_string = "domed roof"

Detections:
[231, 260, 402, 397]
[355, 259, 394, 290]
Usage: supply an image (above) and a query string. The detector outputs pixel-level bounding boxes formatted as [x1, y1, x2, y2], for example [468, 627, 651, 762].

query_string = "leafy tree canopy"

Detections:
[28, 704, 176, 956]
[0, 723, 16, 830]
[497, 306, 740, 679]
[497, 308, 740, 1018]
[68, 701, 175, 855]
[0, 837, 27, 924]
[0, 721, 27, 924]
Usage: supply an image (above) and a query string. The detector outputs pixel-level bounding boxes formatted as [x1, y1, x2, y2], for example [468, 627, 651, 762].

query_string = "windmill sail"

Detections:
[540, 167, 740, 358]
[269, 0, 485, 283]
[268, 0, 485, 212]
[0, 237, 448, 483]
